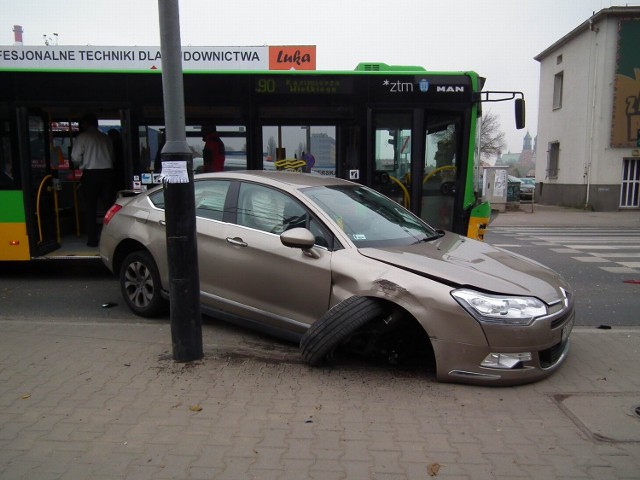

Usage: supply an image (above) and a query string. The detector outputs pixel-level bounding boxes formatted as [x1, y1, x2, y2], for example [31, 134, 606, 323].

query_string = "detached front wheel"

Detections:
[119, 250, 167, 317]
[300, 296, 387, 366]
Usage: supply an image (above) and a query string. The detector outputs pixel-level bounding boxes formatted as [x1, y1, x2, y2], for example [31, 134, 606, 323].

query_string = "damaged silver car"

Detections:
[100, 171, 575, 386]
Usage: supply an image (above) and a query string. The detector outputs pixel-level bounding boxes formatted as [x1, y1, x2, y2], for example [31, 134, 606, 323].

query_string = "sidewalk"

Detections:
[491, 203, 640, 228]
[1, 317, 639, 479]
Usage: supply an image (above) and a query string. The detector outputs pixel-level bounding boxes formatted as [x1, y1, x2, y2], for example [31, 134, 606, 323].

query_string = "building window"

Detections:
[553, 72, 563, 109]
[620, 158, 640, 208]
[547, 142, 559, 179]
[556, 54, 563, 65]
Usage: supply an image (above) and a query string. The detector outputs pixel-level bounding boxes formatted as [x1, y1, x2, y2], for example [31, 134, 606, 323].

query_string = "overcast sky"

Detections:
[3, 0, 639, 153]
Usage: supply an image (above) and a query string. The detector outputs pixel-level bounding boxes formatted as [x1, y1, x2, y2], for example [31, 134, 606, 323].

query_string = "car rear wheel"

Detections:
[119, 250, 167, 317]
[300, 296, 387, 366]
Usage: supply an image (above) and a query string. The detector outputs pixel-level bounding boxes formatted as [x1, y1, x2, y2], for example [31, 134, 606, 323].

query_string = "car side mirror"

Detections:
[280, 227, 316, 249]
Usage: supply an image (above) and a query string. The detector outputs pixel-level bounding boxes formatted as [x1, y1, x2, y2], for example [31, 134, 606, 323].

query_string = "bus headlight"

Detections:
[451, 288, 547, 326]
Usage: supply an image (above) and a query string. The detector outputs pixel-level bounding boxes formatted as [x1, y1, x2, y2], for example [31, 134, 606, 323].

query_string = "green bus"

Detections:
[0, 45, 523, 260]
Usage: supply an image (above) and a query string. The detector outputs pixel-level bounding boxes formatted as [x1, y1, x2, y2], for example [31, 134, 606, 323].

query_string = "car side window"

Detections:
[236, 183, 332, 248]
[148, 188, 165, 209]
[308, 218, 331, 249]
[194, 180, 231, 221]
[238, 183, 294, 234]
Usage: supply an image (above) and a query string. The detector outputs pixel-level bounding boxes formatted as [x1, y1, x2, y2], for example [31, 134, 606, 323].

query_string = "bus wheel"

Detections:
[119, 250, 167, 317]
[300, 296, 386, 366]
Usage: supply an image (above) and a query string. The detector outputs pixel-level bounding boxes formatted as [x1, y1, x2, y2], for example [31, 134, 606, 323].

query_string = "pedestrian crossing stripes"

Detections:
[489, 226, 640, 274]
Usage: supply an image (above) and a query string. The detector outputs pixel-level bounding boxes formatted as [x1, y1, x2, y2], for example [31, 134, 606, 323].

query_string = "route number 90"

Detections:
[256, 79, 276, 93]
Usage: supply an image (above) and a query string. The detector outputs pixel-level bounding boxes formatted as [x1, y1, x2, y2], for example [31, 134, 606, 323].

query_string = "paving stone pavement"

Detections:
[1, 316, 639, 480]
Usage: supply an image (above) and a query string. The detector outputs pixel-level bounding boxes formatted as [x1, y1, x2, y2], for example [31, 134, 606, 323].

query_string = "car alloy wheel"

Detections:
[119, 250, 167, 317]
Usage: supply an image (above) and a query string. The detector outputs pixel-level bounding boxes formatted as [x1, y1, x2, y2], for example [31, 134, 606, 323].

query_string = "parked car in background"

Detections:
[519, 177, 535, 200]
[100, 171, 574, 386]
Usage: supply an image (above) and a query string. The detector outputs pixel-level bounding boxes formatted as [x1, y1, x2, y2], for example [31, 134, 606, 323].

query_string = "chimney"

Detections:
[13, 25, 24, 46]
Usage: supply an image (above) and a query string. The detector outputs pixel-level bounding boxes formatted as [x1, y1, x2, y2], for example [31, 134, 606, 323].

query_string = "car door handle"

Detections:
[159, 220, 166, 227]
[226, 237, 248, 247]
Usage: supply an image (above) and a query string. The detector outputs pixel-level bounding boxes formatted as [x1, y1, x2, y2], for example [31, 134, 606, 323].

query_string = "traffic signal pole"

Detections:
[157, 0, 203, 362]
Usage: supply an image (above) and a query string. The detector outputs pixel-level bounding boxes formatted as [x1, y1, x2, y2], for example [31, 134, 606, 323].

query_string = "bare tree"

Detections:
[479, 111, 507, 161]
[267, 136, 276, 160]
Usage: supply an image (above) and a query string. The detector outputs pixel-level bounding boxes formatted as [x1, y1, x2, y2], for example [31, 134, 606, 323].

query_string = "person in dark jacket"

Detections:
[202, 125, 225, 172]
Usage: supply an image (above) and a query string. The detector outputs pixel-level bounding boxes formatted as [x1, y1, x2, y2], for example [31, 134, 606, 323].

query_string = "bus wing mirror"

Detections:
[515, 98, 525, 130]
[477, 91, 526, 129]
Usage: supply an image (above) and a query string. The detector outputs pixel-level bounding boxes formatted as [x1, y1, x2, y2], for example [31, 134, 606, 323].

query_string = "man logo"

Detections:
[419, 79, 429, 93]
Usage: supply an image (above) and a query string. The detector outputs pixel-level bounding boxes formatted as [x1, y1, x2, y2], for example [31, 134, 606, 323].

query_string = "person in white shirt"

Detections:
[71, 113, 115, 247]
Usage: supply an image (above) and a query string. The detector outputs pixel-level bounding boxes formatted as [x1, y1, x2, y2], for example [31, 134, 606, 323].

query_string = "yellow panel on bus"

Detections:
[0, 223, 30, 261]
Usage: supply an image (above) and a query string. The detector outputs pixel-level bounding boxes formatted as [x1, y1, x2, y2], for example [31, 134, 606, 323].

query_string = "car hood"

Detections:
[358, 232, 568, 304]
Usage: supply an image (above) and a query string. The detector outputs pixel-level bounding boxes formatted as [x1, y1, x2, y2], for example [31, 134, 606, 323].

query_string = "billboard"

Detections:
[0, 45, 316, 72]
[611, 19, 640, 148]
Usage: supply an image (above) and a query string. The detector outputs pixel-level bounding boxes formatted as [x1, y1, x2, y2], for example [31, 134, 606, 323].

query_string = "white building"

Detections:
[534, 7, 640, 210]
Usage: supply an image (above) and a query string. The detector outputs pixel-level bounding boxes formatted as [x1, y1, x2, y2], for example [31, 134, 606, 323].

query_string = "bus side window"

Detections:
[0, 131, 13, 186]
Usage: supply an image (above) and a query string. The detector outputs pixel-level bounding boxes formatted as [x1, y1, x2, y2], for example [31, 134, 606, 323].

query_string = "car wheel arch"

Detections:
[300, 295, 435, 368]
[112, 240, 156, 277]
[361, 279, 488, 347]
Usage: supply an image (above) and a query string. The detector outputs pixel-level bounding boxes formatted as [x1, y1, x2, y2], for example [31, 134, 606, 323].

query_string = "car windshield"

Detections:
[302, 185, 439, 248]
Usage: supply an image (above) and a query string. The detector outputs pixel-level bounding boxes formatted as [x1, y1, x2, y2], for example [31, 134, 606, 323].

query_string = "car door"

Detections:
[191, 179, 234, 297]
[197, 181, 333, 335]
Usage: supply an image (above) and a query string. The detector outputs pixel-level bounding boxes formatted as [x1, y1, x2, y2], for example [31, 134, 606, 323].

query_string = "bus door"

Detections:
[421, 112, 462, 232]
[17, 108, 59, 257]
[370, 109, 463, 232]
[370, 111, 415, 212]
[16, 108, 129, 258]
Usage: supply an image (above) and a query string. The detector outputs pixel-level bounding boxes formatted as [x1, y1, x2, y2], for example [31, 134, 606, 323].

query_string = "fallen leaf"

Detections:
[427, 463, 441, 476]
[189, 405, 202, 412]
[21, 394, 31, 400]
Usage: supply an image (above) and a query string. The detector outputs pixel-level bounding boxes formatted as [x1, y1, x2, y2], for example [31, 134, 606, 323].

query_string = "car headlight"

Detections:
[451, 288, 547, 326]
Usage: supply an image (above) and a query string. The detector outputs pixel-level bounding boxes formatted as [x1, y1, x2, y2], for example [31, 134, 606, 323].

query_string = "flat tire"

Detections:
[300, 296, 386, 366]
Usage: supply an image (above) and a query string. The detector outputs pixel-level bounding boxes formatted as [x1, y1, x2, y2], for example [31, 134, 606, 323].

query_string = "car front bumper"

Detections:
[432, 306, 575, 386]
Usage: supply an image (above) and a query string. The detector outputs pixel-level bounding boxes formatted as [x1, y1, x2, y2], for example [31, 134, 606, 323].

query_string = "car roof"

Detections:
[194, 170, 355, 189]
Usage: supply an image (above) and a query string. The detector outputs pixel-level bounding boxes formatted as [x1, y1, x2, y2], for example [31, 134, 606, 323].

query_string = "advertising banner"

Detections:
[0, 45, 316, 72]
[611, 19, 640, 148]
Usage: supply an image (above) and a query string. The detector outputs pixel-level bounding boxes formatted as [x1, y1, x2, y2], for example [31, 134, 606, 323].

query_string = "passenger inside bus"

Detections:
[70, 113, 115, 247]
[202, 125, 225, 172]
